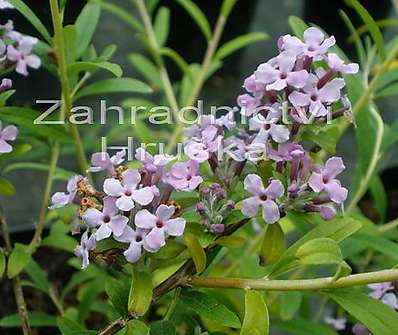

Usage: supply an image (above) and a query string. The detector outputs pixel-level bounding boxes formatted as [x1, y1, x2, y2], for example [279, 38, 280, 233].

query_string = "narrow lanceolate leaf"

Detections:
[181, 290, 241, 328]
[215, 32, 269, 61]
[175, 0, 212, 41]
[7, 243, 31, 279]
[241, 291, 269, 335]
[75, 2, 101, 57]
[68, 61, 123, 77]
[154, 7, 170, 46]
[128, 54, 162, 87]
[128, 270, 153, 316]
[0, 312, 57, 328]
[0, 177, 16, 197]
[221, 0, 238, 18]
[327, 290, 398, 335]
[260, 222, 286, 266]
[288, 16, 308, 39]
[75, 78, 152, 99]
[0, 248, 6, 278]
[150, 320, 175, 335]
[279, 292, 302, 320]
[346, 0, 386, 60]
[185, 235, 207, 273]
[296, 238, 343, 266]
[8, 0, 52, 44]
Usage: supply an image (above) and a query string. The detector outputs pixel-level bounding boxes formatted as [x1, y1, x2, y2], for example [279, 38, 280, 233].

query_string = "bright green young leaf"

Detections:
[150, 320, 175, 335]
[68, 61, 122, 78]
[128, 54, 162, 87]
[0, 177, 16, 196]
[77, 278, 104, 323]
[75, 2, 101, 57]
[241, 290, 269, 335]
[350, 234, 398, 262]
[260, 222, 286, 266]
[327, 289, 398, 335]
[128, 269, 153, 316]
[75, 78, 152, 99]
[97, 1, 143, 32]
[181, 290, 241, 328]
[0, 312, 57, 328]
[221, 0, 238, 18]
[185, 235, 207, 273]
[154, 7, 170, 46]
[24, 259, 50, 293]
[7, 243, 31, 279]
[175, 0, 212, 41]
[159, 47, 192, 77]
[105, 277, 129, 317]
[296, 238, 343, 266]
[0, 248, 5, 278]
[125, 320, 150, 335]
[215, 32, 268, 61]
[63, 25, 77, 65]
[0, 90, 15, 107]
[8, 0, 52, 44]
[345, 0, 386, 60]
[279, 292, 302, 320]
[288, 16, 307, 38]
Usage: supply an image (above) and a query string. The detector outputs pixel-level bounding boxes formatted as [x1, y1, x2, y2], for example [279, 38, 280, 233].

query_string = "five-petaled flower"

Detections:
[0, 121, 17, 153]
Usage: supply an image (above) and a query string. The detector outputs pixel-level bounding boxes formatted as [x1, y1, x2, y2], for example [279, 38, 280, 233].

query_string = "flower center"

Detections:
[103, 215, 111, 223]
[260, 194, 268, 201]
[310, 94, 317, 102]
[135, 235, 142, 242]
[156, 220, 164, 228]
[124, 190, 132, 196]
[264, 123, 271, 130]
[323, 176, 329, 183]
[280, 73, 287, 80]
[308, 46, 315, 52]
[187, 175, 192, 181]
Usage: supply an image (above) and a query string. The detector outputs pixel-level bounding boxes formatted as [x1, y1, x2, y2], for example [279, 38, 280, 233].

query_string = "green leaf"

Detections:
[215, 32, 268, 61]
[345, 0, 386, 61]
[267, 217, 362, 277]
[221, 0, 238, 18]
[279, 292, 302, 320]
[3, 162, 73, 181]
[369, 175, 387, 222]
[241, 290, 269, 335]
[57, 316, 96, 335]
[75, 2, 101, 57]
[159, 47, 191, 77]
[376, 82, 398, 98]
[0, 90, 15, 107]
[260, 222, 285, 266]
[185, 235, 207, 273]
[181, 290, 241, 328]
[106, 277, 129, 317]
[150, 320, 175, 335]
[154, 7, 170, 46]
[128, 54, 162, 87]
[0, 144, 32, 163]
[175, 0, 212, 41]
[24, 259, 50, 293]
[327, 289, 398, 335]
[41, 234, 77, 253]
[8, 0, 52, 44]
[350, 234, 398, 261]
[273, 318, 339, 335]
[97, 1, 143, 32]
[63, 25, 77, 65]
[75, 78, 152, 99]
[68, 61, 122, 77]
[288, 16, 307, 38]
[0, 248, 5, 278]
[0, 177, 16, 196]
[383, 119, 398, 151]
[77, 279, 104, 323]
[128, 269, 153, 315]
[7, 243, 31, 279]
[0, 312, 57, 328]
[125, 320, 150, 335]
[296, 238, 343, 265]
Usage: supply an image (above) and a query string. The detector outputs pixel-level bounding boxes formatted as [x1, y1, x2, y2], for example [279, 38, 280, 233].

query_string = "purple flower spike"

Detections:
[7, 36, 41, 76]
[135, 204, 186, 251]
[103, 168, 156, 211]
[308, 157, 348, 204]
[50, 175, 84, 209]
[167, 160, 203, 192]
[241, 174, 285, 224]
[88, 150, 126, 175]
[255, 51, 309, 91]
[0, 121, 18, 153]
[82, 196, 129, 241]
[75, 230, 96, 269]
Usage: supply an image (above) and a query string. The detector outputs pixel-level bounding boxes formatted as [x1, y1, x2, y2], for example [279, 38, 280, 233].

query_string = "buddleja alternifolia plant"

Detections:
[1, 0, 398, 334]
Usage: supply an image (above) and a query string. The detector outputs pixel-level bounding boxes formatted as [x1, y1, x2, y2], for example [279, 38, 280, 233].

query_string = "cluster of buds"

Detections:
[196, 183, 235, 234]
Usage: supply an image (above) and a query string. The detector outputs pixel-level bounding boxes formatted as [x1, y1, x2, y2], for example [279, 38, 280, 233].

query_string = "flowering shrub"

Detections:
[1, 1, 398, 335]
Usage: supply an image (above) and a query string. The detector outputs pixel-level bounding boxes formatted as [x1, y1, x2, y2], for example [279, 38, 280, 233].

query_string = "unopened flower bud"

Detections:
[212, 224, 225, 234]
[226, 200, 235, 209]
[196, 202, 206, 214]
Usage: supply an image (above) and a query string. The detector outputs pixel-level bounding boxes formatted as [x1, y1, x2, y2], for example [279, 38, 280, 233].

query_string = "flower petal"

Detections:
[108, 215, 129, 237]
[244, 174, 265, 195]
[165, 218, 186, 236]
[135, 209, 157, 229]
[145, 228, 166, 251]
[241, 196, 261, 218]
[124, 242, 142, 263]
[95, 224, 112, 241]
[261, 200, 280, 224]
[103, 178, 124, 197]
[156, 204, 175, 221]
[132, 187, 154, 205]
[82, 208, 103, 228]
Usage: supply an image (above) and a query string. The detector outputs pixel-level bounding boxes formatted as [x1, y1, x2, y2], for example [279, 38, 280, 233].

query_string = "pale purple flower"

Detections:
[0, 121, 17, 153]
[82, 196, 129, 240]
[135, 205, 186, 251]
[88, 150, 126, 175]
[308, 157, 348, 204]
[185, 126, 221, 162]
[135, 147, 174, 176]
[320, 204, 336, 221]
[266, 142, 305, 163]
[114, 226, 154, 263]
[7, 36, 41, 76]
[0, 0, 14, 9]
[255, 51, 308, 91]
[1, 20, 20, 41]
[167, 160, 203, 191]
[241, 174, 285, 224]
[237, 93, 261, 116]
[49, 175, 84, 209]
[75, 230, 96, 269]
[249, 104, 290, 143]
[243, 74, 266, 95]
[103, 168, 156, 211]
[289, 77, 345, 116]
[324, 316, 346, 331]
[280, 27, 335, 60]
[352, 324, 371, 335]
[0, 78, 12, 92]
[368, 282, 394, 300]
[326, 53, 359, 74]
[382, 293, 398, 309]
[216, 110, 236, 130]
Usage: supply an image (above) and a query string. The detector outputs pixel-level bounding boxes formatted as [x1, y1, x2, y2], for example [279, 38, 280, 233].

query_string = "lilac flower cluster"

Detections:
[50, 149, 207, 268]
[0, 19, 41, 76]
